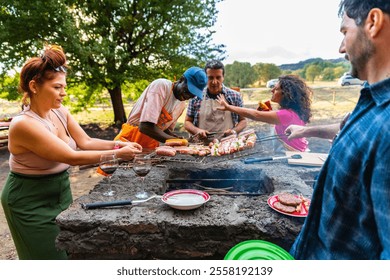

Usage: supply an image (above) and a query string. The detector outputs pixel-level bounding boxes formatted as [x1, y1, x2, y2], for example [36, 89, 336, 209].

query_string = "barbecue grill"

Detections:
[145, 142, 265, 165]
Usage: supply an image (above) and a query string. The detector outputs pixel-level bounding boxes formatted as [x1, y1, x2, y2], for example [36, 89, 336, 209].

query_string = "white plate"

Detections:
[162, 189, 210, 210]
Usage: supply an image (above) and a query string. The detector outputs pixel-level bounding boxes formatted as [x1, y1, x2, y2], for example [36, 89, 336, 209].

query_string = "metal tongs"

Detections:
[256, 133, 287, 143]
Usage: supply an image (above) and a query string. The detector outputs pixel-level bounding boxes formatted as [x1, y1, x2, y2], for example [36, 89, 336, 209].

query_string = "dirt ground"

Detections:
[0, 121, 333, 260]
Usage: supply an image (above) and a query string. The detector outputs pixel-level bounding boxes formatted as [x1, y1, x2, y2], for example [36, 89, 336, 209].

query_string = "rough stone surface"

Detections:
[56, 148, 319, 260]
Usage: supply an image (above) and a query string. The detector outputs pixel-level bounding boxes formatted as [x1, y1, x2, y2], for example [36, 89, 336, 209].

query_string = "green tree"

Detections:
[291, 69, 305, 79]
[333, 64, 350, 78]
[0, 0, 225, 125]
[305, 64, 322, 82]
[253, 63, 281, 85]
[224, 61, 256, 88]
[321, 67, 335, 81]
[0, 72, 19, 100]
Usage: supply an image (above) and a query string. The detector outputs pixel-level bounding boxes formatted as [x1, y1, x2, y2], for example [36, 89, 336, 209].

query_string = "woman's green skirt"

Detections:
[1, 170, 72, 260]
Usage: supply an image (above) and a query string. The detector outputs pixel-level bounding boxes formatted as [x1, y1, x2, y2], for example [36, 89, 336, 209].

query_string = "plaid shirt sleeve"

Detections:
[186, 97, 202, 127]
[223, 86, 244, 126]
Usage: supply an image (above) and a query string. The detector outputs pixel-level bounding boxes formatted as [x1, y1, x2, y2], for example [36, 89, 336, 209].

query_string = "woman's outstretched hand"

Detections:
[216, 94, 229, 111]
[126, 142, 143, 151]
[116, 144, 143, 161]
[117, 140, 143, 152]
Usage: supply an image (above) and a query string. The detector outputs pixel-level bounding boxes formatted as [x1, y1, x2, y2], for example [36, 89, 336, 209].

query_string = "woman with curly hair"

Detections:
[216, 75, 312, 152]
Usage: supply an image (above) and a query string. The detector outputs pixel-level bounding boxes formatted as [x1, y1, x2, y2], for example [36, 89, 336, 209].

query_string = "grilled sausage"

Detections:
[156, 146, 176, 156]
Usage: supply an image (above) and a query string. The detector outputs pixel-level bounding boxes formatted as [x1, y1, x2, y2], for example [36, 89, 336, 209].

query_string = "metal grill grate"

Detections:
[148, 145, 263, 165]
[208, 148, 261, 163]
[152, 154, 207, 164]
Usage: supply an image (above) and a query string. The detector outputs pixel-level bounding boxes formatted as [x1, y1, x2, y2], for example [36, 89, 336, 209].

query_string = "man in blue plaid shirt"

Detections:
[185, 60, 247, 141]
[290, 0, 390, 259]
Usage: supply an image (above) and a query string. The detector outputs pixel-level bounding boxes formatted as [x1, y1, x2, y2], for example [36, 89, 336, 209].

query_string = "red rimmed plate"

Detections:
[267, 194, 310, 217]
[162, 189, 210, 210]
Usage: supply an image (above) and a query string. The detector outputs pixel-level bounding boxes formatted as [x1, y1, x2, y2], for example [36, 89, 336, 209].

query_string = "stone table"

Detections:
[56, 156, 320, 260]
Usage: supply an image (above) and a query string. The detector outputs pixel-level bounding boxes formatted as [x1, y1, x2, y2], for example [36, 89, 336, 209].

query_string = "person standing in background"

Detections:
[114, 67, 207, 149]
[290, 0, 390, 259]
[184, 60, 247, 141]
[216, 75, 312, 152]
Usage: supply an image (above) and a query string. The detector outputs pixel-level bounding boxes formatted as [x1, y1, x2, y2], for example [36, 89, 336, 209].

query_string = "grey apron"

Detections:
[198, 94, 234, 140]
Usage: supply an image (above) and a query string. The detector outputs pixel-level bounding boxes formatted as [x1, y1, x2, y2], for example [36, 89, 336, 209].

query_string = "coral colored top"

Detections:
[9, 106, 77, 175]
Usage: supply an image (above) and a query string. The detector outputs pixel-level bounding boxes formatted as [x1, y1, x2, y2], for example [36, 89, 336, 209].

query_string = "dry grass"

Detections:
[1, 82, 360, 126]
[238, 83, 359, 122]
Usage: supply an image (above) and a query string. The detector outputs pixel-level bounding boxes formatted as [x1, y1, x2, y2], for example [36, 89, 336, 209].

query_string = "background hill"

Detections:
[279, 57, 346, 71]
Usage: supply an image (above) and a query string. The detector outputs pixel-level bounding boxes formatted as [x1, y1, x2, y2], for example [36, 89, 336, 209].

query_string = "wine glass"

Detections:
[133, 154, 153, 199]
[99, 154, 119, 197]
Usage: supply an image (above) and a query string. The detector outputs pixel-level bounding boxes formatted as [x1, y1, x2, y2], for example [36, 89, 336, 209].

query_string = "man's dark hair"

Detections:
[339, 0, 390, 26]
[204, 60, 225, 76]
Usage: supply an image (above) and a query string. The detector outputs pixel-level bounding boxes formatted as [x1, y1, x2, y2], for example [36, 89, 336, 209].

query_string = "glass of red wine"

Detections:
[99, 154, 119, 197]
[133, 154, 153, 199]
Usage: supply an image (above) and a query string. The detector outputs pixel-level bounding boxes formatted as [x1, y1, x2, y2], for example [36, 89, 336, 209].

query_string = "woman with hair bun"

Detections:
[1, 45, 142, 259]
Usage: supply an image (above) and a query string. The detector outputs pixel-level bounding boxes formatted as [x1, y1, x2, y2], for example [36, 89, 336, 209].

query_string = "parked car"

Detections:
[338, 74, 364, 86]
[266, 79, 278, 88]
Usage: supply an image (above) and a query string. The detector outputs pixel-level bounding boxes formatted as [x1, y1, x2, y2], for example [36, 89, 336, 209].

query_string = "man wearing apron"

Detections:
[185, 60, 247, 142]
[114, 67, 207, 149]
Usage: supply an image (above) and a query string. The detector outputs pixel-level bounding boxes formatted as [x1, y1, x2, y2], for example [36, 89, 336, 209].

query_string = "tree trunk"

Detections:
[108, 86, 127, 127]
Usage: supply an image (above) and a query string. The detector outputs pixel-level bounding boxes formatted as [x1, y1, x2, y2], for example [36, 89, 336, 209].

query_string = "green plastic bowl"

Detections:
[224, 240, 294, 260]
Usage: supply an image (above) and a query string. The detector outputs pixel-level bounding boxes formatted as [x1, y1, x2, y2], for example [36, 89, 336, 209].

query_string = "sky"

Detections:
[212, 0, 345, 66]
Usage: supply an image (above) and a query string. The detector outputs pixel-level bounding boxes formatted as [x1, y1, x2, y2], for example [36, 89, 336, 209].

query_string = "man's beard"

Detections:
[349, 29, 375, 80]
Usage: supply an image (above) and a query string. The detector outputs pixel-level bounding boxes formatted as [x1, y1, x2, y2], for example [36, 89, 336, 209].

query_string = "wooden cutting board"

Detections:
[285, 151, 328, 167]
